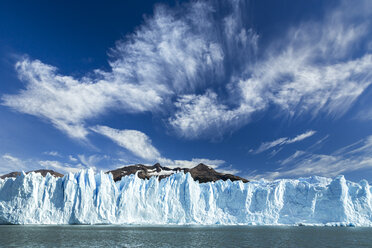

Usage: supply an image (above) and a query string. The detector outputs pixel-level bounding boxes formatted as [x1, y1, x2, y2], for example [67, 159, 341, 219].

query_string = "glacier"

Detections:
[0, 169, 371, 226]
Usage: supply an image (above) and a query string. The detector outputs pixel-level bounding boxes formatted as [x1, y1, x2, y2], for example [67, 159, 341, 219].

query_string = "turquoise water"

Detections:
[0, 225, 371, 247]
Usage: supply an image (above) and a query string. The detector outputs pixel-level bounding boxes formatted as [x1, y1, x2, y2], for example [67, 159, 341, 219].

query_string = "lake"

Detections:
[0, 225, 371, 247]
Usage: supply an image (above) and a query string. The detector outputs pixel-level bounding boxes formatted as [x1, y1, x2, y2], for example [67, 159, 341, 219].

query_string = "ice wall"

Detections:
[0, 169, 371, 226]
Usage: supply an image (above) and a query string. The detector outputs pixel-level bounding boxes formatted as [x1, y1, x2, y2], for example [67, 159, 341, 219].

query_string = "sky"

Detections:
[0, 0, 372, 182]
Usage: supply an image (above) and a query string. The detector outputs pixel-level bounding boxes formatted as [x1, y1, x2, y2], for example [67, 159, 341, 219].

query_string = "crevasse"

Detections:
[0, 169, 371, 226]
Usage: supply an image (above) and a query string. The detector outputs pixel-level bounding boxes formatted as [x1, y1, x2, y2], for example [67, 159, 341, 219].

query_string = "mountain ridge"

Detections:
[0, 169, 64, 179]
[0, 163, 248, 183]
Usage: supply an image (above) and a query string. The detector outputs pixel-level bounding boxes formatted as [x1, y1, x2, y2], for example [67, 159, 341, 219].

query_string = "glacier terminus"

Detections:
[0, 169, 371, 226]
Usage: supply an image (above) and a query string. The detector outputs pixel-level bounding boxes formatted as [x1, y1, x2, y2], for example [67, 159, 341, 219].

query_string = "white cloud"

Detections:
[110, 2, 227, 94]
[286, 130, 317, 144]
[0, 152, 111, 176]
[39, 160, 84, 174]
[1, 0, 257, 140]
[0, 154, 37, 175]
[253, 137, 288, 154]
[157, 157, 241, 174]
[68, 155, 78, 162]
[250, 135, 372, 180]
[0, 154, 27, 174]
[44, 151, 61, 157]
[92, 125, 238, 173]
[2, 59, 163, 139]
[158, 157, 225, 169]
[157, 158, 239, 174]
[91, 125, 161, 161]
[169, 91, 253, 139]
[252, 130, 316, 154]
[168, 0, 372, 139]
[76, 154, 103, 170]
[356, 107, 372, 121]
[239, 53, 372, 119]
[216, 167, 240, 175]
[1, 153, 100, 175]
[2, 0, 371, 141]
[2, 154, 21, 164]
[307, 135, 330, 151]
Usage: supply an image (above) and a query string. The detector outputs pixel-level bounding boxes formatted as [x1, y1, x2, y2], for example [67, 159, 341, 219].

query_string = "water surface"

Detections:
[0, 225, 371, 247]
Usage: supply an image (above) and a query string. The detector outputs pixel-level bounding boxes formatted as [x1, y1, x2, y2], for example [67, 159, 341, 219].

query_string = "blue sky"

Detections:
[0, 0, 372, 181]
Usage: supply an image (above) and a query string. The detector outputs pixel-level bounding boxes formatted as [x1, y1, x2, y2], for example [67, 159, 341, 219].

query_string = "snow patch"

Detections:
[148, 170, 174, 176]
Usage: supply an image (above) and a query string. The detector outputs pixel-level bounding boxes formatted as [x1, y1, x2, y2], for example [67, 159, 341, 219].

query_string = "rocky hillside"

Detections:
[107, 163, 248, 183]
[1, 163, 248, 183]
[0, 169, 64, 179]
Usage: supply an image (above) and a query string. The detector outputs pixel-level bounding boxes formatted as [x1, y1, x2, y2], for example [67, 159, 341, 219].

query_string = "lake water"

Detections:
[0, 225, 371, 247]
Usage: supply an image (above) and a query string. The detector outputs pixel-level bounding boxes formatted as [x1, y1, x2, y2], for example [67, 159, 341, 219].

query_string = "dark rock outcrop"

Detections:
[107, 163, 175, 181]
[1, 164, 248, 183]
[186, 163, 248, 183]
[0, 169, 64, 179]
[107, 163, 249, 183]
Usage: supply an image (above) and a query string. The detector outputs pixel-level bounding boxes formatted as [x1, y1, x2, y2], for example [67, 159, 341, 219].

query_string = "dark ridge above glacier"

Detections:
[107, 163, 249, 183]
[0, 169, 64, 179]
[0, 163, 249, 183]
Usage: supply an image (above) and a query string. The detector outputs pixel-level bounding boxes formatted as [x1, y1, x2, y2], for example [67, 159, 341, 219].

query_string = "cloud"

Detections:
[91, 125, 161, 161]
[155, 157, 239, 174]
[1, 152, 102, 175]
[39, 160, 84, 174]
[252, 137, 288, 154]
[1, 0, 257, 140]
[1, 131, 235, 175]
[356, 107, 372, 121]
[250, 135, 372, 180]
[76, 154, 105, 170]
[307, 135, 330, 151]
[43, 151, 61, 157]
[252, 130, 316, 154]
[158, 157, 225, 169]
[2, 154, 22, 164]
[163, 158, 240, 175]
[0, 154, 28, 174]
[286, 130, 317, 144]
[168, 0, 372, 139]
[1, 151, 114, 175]
[161, 158, 240, 175]
[2, 59, 163, 139]
[2, 0, 372, 141]
[237, 53, 372, 120]
[68, 155, 78, 162]
[39, 153, 109, 174]
[169, 91, 253, 139]
[92, 125, 238, 173]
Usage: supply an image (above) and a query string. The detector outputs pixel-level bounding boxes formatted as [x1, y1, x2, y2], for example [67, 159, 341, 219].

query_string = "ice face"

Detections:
[0, 169, 371, 226]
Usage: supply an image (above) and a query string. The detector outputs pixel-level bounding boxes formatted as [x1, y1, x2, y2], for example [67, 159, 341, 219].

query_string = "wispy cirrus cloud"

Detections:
[286, 131, 317, 144]
[168, 91, 254, 140]
[91, 125, 161, 161]
[251, 130, 316, 154]
[1, 0, 372, 141]
[91, 125, 237, 173]
[68, 155, 78, 162]
[249, 135, 372, 180]
[38, 160, 85, 174]
[0, 154, 30, 174]
[43, 151, 62, 157]
[39, 153, 116, 174]
[2, 59, 163, 139]
[0, 0, 256, 141]
[168, 0, 372, 139]
[0, 153, 97, 175]
[306, 135, 330, 152]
